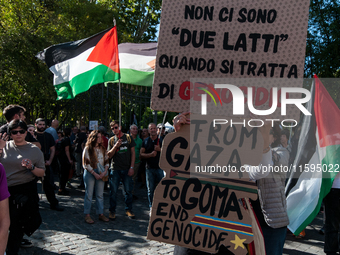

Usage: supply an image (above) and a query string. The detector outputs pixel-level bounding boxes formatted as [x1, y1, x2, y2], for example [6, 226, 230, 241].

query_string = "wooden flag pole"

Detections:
[113, 17, 121, 134]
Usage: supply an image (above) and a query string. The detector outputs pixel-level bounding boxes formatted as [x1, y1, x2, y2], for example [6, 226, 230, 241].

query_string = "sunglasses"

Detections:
[111, 126, 119, 129]
[11, 130, 25, 135]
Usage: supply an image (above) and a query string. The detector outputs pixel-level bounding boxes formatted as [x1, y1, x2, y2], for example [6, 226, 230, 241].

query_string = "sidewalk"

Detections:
[284, 212, 325, 255]
[17, 177, 325, 255]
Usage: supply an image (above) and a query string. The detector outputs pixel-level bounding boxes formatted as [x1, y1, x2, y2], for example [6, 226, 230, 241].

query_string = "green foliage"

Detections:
[0, 0, 161, 124]
[97, 0, 161, 43]
[306, 0, 340, 78]
[139, 107, 178, 129]
[305, 0, 340, 107]
[1, 0, 339, 123]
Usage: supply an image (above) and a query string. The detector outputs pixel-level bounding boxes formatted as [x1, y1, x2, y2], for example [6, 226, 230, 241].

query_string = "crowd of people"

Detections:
[0, 104, 169, 255]
[0, 105, 336, 255]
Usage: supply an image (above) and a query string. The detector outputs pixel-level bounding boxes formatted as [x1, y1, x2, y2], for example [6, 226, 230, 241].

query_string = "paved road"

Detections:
[17, 176, 325, 255]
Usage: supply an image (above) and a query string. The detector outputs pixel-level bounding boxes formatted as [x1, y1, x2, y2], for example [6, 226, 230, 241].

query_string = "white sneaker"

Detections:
[149, 208, 152, 217]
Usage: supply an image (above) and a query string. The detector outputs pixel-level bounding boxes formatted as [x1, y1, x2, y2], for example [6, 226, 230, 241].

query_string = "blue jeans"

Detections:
[261, 224, 287, 255]
[83, 169, 105, 215]
[109, 169, 133, 212]
[146, 168, 164, 208]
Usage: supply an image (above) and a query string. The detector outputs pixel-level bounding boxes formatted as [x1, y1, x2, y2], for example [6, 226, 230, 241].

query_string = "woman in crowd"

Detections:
[82, 130, 109, 224]
[0, 119, 45, 255]
[27, 124, 35, 137]
[57, 128, 73, 195]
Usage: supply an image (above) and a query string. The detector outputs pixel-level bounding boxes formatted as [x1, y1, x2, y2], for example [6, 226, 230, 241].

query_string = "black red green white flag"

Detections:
[116, 43, 156, 87]
[37, 26, 120, 99]
[285, 75, 340, 235]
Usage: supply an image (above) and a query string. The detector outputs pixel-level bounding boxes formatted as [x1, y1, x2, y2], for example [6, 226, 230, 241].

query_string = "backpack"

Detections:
[109, 133, 131, 147]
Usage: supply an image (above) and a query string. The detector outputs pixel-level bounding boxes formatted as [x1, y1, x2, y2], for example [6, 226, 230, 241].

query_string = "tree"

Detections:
[306, 0, 340, 77]
[97, 0, 161, 43]
[0, 0, 161, 124]
[305, 0, 340, 106]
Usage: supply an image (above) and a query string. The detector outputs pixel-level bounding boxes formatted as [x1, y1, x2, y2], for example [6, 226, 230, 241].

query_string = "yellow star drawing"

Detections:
[230, 234, 246, 250]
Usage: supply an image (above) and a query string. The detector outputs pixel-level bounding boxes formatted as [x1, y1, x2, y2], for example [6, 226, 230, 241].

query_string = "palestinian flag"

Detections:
[37, 27, 120, 99]
[285, 75, 340, 235]
[116, 43, 157, 87]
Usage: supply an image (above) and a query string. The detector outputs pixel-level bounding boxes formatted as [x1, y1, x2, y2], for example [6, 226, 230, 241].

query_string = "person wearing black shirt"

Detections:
[74, 126, 87, 188]
[57, 128, 73, 195]
[74, 126, 87, 177]
[35, 118, 63, 211]
[140, 123, 164, 211]
[107, 121, 136, 220]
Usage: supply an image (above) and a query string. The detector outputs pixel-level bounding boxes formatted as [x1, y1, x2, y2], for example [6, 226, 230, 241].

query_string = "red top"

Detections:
[101, 135, 108, 150]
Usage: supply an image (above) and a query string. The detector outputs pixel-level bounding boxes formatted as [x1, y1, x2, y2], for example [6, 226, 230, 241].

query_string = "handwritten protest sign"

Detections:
[151, 0, 310, 119]
[147, 121, 264, 254]
[148, 0, 310, 252]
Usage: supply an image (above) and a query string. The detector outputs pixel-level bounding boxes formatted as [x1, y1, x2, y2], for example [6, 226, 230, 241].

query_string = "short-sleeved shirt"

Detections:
[1, 141, 45, 187]
[45, 127, 58, 141]
[142, 136, 163, 169]
[36, 132, 56, 159]
[58, 137, 71, 162]
[0, 163, 10, 201]
[108, 134, 135, 170]
[0, 123, 38, 143]
[133, 136, 143, 164]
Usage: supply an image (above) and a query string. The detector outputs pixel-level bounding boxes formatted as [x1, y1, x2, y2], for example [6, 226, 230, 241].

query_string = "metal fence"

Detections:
[0, 83, 153, 132]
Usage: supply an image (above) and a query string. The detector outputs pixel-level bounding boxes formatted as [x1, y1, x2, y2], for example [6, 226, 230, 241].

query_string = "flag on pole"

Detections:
[116, 43, 157, 87]
[37, 27, 120, 99]
[285, 75, 340, 235]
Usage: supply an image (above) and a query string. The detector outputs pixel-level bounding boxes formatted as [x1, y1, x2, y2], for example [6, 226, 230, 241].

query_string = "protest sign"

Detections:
[89, 120, 98, 131]
[147, 121, 264, 254]
[151, 0, 310, 120]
